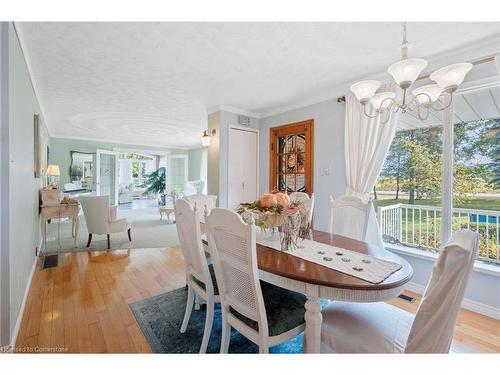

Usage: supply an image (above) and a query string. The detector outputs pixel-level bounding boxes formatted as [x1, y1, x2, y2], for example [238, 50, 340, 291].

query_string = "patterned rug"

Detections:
[130, 287, 304, 353]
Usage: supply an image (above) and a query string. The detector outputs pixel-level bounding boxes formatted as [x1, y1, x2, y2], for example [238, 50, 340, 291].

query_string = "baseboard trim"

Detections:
[405, 281, 500, 320]
[9, 256, 38, 349]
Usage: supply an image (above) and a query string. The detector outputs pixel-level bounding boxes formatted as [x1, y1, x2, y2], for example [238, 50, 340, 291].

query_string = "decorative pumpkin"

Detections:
[259, 193, 278, 208]
[274, 192, 290, 208]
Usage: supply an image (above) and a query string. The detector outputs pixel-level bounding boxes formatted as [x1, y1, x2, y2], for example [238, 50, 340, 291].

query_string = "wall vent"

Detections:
[238, 115, 250, 126]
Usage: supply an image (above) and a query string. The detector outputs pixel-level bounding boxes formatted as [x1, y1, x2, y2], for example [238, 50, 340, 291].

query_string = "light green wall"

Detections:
[49, 137, 188, 186]
[6, 22, 49, 341]
[188, 147, 205, 180]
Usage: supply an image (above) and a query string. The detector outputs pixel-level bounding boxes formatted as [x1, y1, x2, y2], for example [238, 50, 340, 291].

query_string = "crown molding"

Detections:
[258, 82, 350, 119]
[207, 104, 261, 119]
[49, 133, 193, 150]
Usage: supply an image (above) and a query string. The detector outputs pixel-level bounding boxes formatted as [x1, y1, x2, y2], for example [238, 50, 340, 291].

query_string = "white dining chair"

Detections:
[79, 195, 131, 249]
[319, 229, 479, 353]
[206, 208, 306, 353]
[289, 192, 315, 223]
[175, 198, 220, 353]
[184, 194, 217, 215]
[329, 195, 383, 248]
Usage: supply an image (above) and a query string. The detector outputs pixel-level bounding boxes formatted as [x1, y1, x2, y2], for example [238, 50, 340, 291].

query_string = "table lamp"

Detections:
[46, 164, 61, 189]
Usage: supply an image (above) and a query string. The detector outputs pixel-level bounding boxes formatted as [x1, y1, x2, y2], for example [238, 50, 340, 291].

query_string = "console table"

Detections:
[40, 203, 80, 250]
[159, 205, 175, 223]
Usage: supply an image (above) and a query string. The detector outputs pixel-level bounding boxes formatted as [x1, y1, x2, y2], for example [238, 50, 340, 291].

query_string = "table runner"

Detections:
[256, 234, 401, 284]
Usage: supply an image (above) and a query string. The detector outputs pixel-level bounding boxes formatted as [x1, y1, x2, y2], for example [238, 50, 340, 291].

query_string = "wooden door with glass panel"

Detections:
[269, 119, 314, 194]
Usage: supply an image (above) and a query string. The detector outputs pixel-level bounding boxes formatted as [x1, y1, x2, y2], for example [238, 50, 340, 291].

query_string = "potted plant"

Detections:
[144, 167, 167, 206]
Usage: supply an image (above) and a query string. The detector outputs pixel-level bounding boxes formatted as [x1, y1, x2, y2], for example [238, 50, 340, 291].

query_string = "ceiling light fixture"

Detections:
[350, 22, 472, 123]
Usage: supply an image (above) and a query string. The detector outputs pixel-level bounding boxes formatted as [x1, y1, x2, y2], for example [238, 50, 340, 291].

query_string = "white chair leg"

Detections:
[199, 297, 214, 353]
[220, 312, 231, 354]
[180, 284, 195, 333]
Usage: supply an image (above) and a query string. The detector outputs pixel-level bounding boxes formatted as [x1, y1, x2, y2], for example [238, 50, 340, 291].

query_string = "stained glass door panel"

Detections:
[270, 120, 314, 194]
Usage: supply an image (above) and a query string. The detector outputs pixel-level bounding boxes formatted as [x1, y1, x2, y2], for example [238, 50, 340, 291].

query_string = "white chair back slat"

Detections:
[174, 199, 209, 282]
[184, 194, 217, 215]
[206, 208, 267, 328]
[79, 195, 110, 235]
[289, 192, 314, 223]
[405, 229, 479, 353]
[329, 195, 371, 241]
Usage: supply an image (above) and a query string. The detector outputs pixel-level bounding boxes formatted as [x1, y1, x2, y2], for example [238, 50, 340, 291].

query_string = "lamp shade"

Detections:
[350, 80, 381, 104]
[370, 92, 396, 111]
[201, 130, 211, 147]
[412, 84, 443, 106]
[430, 62, 472, 92]
[387, 58, 428, 88]
[46, 164, 60, 176]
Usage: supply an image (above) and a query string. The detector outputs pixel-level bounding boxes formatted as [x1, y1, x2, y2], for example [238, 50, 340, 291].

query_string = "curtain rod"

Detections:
[336, 55, 496, 104]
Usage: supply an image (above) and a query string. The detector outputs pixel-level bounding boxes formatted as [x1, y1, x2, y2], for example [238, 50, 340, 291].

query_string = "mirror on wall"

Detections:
[68, 151, 95, 191]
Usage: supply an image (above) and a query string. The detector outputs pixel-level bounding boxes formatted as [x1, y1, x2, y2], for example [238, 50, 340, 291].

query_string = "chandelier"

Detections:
[350, 22, 473, 123]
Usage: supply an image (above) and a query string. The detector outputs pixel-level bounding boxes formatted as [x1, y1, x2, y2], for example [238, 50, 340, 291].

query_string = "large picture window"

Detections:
[374, 84, 500, 264]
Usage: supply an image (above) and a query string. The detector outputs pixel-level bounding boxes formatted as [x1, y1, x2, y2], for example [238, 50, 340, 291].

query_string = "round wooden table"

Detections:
[256, 230, 413, 353]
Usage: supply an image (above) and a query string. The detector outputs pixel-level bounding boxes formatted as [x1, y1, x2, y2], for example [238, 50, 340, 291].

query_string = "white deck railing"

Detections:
[378, 203, 500, 264]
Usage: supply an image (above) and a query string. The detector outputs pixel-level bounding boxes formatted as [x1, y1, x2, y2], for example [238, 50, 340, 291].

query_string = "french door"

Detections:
[96, 149, 119, 206]
[167, 155, 188, 196]
[269, 119, 314, 194]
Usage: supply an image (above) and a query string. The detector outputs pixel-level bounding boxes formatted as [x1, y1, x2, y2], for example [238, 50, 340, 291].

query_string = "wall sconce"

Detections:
[201, 129, 216, 147]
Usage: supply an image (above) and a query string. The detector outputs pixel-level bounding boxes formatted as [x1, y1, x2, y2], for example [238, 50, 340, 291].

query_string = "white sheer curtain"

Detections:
[344, 92, 399, 247]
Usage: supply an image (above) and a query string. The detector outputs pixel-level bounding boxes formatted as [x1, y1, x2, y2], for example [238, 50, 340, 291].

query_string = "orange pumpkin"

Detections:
[259, 193, 278, 208]
[274, 192, 290, 208]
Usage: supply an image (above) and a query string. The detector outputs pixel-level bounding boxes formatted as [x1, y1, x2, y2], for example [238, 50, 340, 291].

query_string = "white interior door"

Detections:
[228, 127, 258, 209]
[96, 149, 119, 205]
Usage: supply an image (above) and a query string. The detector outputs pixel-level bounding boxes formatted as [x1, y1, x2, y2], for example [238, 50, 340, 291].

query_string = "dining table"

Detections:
[203, 228, 413, 353]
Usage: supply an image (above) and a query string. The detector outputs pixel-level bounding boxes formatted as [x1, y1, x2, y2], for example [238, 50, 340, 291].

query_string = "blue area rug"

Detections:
[129, 287, 304, 353]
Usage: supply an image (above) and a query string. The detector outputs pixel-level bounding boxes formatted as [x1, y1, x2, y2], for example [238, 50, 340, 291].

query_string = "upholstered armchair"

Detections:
[79, 195, 131, 249]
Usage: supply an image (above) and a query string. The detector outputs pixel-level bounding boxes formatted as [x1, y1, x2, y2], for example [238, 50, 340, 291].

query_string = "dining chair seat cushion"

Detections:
[320, 301, 414, 353]
[230, 281, 306, 337]
[192, 264, 219, 295]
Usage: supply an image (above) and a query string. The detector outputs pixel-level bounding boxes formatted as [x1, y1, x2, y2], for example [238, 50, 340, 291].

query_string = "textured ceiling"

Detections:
[17, 22, 500, 148]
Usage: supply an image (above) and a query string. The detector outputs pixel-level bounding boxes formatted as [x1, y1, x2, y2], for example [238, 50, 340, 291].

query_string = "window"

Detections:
[269, 120, 314, 194]
[374, 84, 500, 264]
[452, 88, 500, 263]
[374, 121, 443, 250]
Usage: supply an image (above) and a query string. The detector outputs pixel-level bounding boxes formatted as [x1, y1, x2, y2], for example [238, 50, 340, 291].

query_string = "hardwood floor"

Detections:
[14, 247, 500, 353]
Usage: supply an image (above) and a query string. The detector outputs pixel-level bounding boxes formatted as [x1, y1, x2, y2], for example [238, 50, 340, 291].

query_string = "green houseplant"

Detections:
[144, 167, 167, 205]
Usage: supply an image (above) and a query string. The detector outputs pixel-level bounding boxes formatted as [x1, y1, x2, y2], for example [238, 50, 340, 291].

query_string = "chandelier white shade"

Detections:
[370, 92, 396, 111]
[350, 80, 381, 104]
[412, 84, 443, 106]
[429, 62, 473, 92]
[387, 58, 428, 89]
[349, 22, 473, 122]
